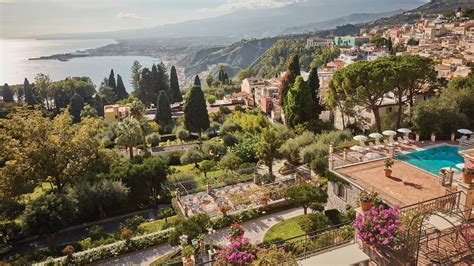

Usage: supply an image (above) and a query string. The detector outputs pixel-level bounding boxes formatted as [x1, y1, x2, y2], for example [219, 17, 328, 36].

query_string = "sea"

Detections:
[0, 38, 160, 92]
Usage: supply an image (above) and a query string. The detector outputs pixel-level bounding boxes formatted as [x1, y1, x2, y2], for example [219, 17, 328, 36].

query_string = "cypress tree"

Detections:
[157, 62, 170, 93]
[279, 55, 301, 107]
[155, 90, 172, 130]
[24, 78, 36, 105]
[69, 93, 84, 123]
[224, 73, 229, 85]
[116, 74, 129, 101]
[131, 60, 142, 92]
[218, 65, 226, 83]
[284, 76, 313, 128]
[194, 75, 201, 87]
[2, 83, 14, 103]
[108, 69, 116, 89]
[169, 66, 182, 103]
[288, 54, 301, 87]
[388, 37, 394, 54]
[184, 85, 209, 142]
[308, 67, 323, 117]
[136, 68, 154, 106]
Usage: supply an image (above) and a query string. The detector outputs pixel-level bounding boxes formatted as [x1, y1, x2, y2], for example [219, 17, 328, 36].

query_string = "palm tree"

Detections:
[129, 100, 150, 155]
[256, 127, 283, 176]
[116, 119, 142, 159]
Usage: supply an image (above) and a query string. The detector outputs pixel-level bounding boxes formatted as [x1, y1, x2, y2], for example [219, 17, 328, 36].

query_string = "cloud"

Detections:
[117, 11, 146, 20]
[197, 0, 305, 14]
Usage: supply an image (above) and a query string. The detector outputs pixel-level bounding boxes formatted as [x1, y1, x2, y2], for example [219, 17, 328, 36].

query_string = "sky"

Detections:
[0, 0, 423, 38]
[0, 0, 307, 38]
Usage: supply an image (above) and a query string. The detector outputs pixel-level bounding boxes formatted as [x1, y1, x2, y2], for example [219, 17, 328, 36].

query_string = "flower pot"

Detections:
[462, 171, 474, 184]
[384, 168, 392, 178]
[360, 200, 374, 211]
[182, 255, 195, 266]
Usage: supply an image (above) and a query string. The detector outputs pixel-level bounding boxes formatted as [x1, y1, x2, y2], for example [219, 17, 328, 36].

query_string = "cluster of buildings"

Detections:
[239, 13, 473, 130]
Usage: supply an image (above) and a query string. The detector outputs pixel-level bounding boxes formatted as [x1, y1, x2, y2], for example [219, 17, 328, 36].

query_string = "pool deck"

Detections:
[335, 159, 449, 207]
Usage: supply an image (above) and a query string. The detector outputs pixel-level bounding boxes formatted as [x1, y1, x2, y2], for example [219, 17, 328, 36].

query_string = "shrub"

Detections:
[175, 127, 190, 141]
[180, 148, 206, 167]
[0, 199, 25, 220]
[167, 151, 183, 166]
[219, 151, 243, 172]
[223, 134, 239, 147]
[87, 225, 105, 241]
[311, 156, 328, 176]
[297, 212, 331, 234]
[120, 215, 146, 232]
[146, 133, 161, 147]
[232, 137, 258, 163]
[168, 213, 210, 246]
[324, 209, 341, 225]
[354, 205, 401, 246]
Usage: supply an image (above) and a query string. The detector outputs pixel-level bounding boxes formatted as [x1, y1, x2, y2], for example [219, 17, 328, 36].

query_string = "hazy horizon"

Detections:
[1, 0, 427, 39]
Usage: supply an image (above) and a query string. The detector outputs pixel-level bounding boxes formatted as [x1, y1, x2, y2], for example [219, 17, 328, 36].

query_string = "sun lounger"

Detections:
[403, 135, 415, 143]
[397, 136, 409, 144]
[458, 135, 467, 144]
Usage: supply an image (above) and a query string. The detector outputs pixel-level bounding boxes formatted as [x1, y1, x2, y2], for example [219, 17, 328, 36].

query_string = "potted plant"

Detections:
[182, 245, 196, 266]
[462, 168, 474, 184]
[219, 204, 231, 216]
[384, 158, 394, 178]
[228, 223, 245, 240]
[359, 191, 378, 212]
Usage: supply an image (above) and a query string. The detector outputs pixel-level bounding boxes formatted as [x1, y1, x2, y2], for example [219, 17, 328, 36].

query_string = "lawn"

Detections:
[263, 215, 306, 242]
[171, 164, 224, 188]
[138, 216, 178, 233]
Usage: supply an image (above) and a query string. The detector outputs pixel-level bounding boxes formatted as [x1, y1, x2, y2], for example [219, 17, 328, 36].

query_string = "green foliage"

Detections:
[206, 95, 217, 104]
[87, 225, 105, 241]
[223, 134, 239, 147]
[175, 127, 190, 141]
[369, 35, 388, 48]
[169, 66, 183, 103]
[115, 74, 129, 101]
[308, 67, 322, 117]
[24, 78, 36, 105]
[22, 193, 77, 237]
[167, 151, 184, 166]
[219, 151, 243, 172]
[0, 199, 24, 220]
[69, 180, 129, 220]
[202, 140, 226, 160]
[285, 76, 314, 128]
[155, 90, 172, 130]
[108, 69, 117, 89]
[225, 111, 268, 134]
[68, 93, 85, 123]
[2, 83, 14, 103]
[146, 133, 161, 147]
[180, 148, 206, 166]
[284, 183, 328, 214]
[168, 213, 210, 246]
[231, 136, 258, 163]
[280, 131, 317, 164]
[298, 212, 331, 233]
[120, 215, 146, 232]
[184, 86, 209, 134]
[80, 103, 98, 119]
[256, 127, 283, 176]
[311, 156, 329, 177]
[194, 75, 201, 86]
[116, 119, 142, 159]
[199, 160, 216, 177]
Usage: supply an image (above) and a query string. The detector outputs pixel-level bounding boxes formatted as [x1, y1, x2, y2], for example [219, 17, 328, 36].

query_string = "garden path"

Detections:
[97, 207, 304, 265]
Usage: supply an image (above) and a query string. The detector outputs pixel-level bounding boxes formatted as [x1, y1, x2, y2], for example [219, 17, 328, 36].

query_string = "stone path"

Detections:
[97, 207, 304, 266]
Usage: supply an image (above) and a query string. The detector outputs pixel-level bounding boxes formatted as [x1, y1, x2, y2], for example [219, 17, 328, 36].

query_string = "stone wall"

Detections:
[326, 181, 361, 212]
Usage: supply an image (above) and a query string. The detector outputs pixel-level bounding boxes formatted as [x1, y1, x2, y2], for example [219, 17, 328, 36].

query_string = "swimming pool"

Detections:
[396, 145, 464, 175]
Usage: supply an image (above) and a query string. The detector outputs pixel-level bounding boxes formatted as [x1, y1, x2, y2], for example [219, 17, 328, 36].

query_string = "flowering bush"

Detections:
[229, 223, 245, 239]
[354, 205, 403, 247]
[216, 235, 256, 265]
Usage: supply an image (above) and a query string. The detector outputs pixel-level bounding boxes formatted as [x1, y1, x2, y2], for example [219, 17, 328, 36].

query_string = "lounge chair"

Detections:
[383, 139, 394, 147]
[458, 135, 467, 145]
[397, 136, 409, 144]
[403, 135, 415, 143]
[368, 142, 377, 150]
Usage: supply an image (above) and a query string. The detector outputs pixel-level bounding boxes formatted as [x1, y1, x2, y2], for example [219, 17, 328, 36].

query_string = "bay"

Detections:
[0, 39, 160, 92]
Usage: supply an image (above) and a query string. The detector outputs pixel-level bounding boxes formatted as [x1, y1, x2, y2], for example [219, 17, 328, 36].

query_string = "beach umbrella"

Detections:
[397, 128, 412, 134]
[365, 152, 383, 159]
[457, 129, 473, 135]
[382, 130, 397, 136]
[350, 145, 366, 153]
[369, 133, 383, 139]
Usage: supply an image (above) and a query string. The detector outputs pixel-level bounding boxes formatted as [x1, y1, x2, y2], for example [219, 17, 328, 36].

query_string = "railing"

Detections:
[399, 191, 462, 216]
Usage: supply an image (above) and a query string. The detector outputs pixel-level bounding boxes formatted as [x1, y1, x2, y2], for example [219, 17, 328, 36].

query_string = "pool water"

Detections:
[396, 145, 464, 175]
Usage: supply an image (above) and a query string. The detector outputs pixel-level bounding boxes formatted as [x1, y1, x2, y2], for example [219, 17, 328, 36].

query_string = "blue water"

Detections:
[396, 145, 464, 175]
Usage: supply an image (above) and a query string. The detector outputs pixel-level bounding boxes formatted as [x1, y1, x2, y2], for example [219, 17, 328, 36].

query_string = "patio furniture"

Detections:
[403, 135, 415, 143]
[397, 136, 409, 144]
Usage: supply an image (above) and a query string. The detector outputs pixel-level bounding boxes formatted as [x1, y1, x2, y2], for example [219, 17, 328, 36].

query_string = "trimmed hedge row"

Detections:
[40, 229, 172, 265]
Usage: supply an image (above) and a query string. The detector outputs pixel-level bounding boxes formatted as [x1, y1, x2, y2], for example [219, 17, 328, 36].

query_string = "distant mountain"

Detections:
[281, 9, 405, 34]
[364, 0, 474, 28]
[38, 0, 423, 40]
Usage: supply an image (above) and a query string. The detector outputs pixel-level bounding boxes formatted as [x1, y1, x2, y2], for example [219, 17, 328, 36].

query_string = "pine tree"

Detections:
[308, 67, 323, 117]
[284, 76, 313, 128]
[155, 90, 172, 130]
[2, 83, 14, 103]
[218, 65, 226, 83]
[116, 74, 129, 101]
[169, 66, 182, 103]
[24, 78, 36, 105]
[69, 93, 84, 123]
[108, 69, 116, 89]
[184, 85, 209, 142]
[194, 75, 201, 87]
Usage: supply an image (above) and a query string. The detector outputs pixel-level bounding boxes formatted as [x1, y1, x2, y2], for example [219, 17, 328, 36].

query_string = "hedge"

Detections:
[39, 229, 172, 265]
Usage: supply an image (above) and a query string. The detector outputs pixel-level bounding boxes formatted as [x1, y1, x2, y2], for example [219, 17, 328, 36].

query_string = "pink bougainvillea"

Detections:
[216, 235, 256, 265]
[354, 205, 403, 247]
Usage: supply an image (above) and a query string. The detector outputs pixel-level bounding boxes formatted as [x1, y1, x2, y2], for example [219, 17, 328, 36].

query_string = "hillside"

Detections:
[180, 35, 309, 78]
[364, 0, 474, 28]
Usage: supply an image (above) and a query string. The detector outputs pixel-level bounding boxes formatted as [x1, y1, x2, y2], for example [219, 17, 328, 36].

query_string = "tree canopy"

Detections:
[169, 66, 182, 103]
[155, 90, 172, 130]
[284, 76, 314, 128]
[184, 85, 209, 138]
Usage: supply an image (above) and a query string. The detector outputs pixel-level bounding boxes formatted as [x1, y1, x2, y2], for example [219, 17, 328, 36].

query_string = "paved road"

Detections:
[97, 208, 304, 266]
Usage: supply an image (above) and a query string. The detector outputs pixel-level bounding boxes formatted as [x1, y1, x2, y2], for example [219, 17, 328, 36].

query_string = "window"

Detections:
[333, 183, 346, 201]
[386, 107, 393, 113]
